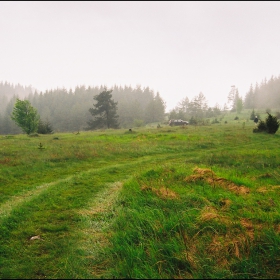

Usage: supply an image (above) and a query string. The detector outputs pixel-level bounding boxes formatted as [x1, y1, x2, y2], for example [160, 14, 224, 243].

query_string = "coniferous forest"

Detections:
[1, 74, 280, 135]
[243, 75, 280, 110]
[0, 83, 166, 134]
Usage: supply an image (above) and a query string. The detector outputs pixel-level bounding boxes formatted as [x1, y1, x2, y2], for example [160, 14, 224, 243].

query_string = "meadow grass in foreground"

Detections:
[103, 164, 280, 278]
[0, 119, 279, 278]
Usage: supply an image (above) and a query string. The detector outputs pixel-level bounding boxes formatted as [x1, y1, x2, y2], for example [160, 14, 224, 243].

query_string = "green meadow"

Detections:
[0, 115, 280, 279]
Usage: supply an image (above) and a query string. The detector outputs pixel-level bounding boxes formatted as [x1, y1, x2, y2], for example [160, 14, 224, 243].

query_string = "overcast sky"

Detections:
[1, 1, 280, 111]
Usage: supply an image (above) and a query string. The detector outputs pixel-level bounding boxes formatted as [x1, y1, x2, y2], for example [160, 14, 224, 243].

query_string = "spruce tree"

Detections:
[86, 89, 119, 130]
[266, 113, 279, 134]
[254, 113, 279, 134]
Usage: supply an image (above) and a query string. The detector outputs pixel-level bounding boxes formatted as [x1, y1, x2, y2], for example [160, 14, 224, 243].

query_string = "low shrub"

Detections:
[266, 113, 280, 134]
[253, 113, 280, 134]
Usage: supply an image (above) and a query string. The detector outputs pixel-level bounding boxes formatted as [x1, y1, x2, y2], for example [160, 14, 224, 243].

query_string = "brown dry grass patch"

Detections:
[256, 185, 279, 193]
[174, 216, 255, 272]
[185, 167, 250, 195]
[199, 206, 219, 221]
[219, 198, 232, 209]
[206, 232, 251, 267]
[240, 218, 255, 240]
[206, 235, 231, 267]
[181, 221, 253, 270]
[198, 205, 232, 226]
[257, 173, 273, 179]
[141, 185, 179, 199]
[177, 231, 198, 271]
[256, 186, 270, 193]
[204, 219, 256, 267]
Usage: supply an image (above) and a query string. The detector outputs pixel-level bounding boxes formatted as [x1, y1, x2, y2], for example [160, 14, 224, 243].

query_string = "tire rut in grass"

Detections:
[0, 167, 128, 278]
[0, 153, 178, 221]
[75, 181, 123, 277]
[0, 162, 130, 220]
[0, 180, 61, 219]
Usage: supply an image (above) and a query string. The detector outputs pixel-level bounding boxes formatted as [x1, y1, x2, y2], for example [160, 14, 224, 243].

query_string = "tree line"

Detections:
[243, 75, 280, 110]
[0, 84, 166, 134]
[168, 92, 223, 124]
[223, 75, 280, 117]
[1, 73, 280, 134]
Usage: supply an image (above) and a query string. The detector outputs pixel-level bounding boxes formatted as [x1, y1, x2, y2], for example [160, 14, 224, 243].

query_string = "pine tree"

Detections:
[86, 89, 119, 130]
[244, 84, 255, 109]
[227, 86, 236, 110]
[266, 113, 280, 134]
[235, 90, 243, 114]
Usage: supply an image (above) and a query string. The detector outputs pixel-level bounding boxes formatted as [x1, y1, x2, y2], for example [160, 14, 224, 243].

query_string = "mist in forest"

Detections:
[1, 1, 280, 111]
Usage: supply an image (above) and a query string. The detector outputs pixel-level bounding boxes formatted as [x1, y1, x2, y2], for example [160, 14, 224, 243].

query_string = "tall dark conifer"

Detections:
[87, 89, 119, 130]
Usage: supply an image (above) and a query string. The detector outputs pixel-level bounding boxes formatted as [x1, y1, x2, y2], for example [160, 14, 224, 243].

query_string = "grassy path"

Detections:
[0, 150, 189, 220]
[0, 153, 185, 279]
[0, 166, 125, 278]
[0, 180, 69, 220]
[75, 181, 123, 278]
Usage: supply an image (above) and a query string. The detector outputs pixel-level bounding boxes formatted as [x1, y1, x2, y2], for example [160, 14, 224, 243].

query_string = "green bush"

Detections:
[266, 113, 279, 134]
[253, 113, 279, 134]
[37, 119, 53, 134]
[256, 121, 267, 132]
[189, 116, 197, 125]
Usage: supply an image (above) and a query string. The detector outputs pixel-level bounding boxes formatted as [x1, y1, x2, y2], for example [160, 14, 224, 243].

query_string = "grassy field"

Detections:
[0, 114, 280, 279]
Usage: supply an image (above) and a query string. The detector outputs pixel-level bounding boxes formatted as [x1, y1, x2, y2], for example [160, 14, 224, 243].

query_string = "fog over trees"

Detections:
[243, 75, 280, 110]
[0, 83, 166, 134]
[1, 74, 280, 134]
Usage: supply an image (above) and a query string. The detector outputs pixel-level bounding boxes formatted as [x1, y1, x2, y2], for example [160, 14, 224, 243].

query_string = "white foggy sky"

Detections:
[1, 1, 280, 111]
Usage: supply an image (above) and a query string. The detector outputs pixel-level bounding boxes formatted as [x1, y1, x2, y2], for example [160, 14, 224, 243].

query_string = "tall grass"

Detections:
[105, 164, 280, 278]
[0, 117, 279, 278]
